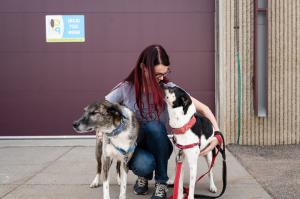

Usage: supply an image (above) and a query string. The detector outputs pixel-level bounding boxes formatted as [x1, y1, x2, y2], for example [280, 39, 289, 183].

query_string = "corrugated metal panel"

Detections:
[218, 0, 300, 145]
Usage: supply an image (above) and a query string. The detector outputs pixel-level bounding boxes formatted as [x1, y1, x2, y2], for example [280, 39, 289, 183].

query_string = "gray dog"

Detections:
[73, 100, 139, 199]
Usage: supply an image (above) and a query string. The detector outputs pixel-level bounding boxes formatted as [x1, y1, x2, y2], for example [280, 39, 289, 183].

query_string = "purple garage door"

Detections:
[0, 0, 215, 136]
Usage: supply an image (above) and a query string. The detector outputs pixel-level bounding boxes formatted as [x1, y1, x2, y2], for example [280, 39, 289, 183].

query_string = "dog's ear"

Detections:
[107, 105, 121, 117]
[102, 100, 113, 107]
[181, 95, 192, 114]
[100, 100, 120, 115]
[107, 105, 123, 126]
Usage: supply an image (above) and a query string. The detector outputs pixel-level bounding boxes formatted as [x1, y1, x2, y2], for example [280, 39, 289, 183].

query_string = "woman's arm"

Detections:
[199, 136, 222, 156]
[191, 96, 224, 156]
[191, 96, 219, 131]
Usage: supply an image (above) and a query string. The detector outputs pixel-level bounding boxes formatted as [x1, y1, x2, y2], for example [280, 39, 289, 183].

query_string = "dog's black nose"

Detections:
[73, 121, 80, 129]
[159, 81, 167, 89]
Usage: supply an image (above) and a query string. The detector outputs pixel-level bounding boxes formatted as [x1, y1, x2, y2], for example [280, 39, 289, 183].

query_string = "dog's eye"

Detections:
[91, 111, 105, 116]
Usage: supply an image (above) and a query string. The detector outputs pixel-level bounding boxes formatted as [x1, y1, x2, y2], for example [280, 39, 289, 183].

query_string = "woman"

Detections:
[104, 44, 222, 199]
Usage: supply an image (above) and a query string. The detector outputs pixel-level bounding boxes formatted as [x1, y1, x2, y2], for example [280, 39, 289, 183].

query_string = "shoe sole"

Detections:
[133, 190, 148, 195]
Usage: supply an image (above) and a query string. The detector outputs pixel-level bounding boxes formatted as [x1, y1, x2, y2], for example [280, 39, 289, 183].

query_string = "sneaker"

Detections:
[151, 183, 168, 199]
[133, 176, 148, 195]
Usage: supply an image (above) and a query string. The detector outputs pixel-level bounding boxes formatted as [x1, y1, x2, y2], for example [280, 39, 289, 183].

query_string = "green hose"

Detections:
[234, 0, 241, 145]
[237, 53, 241, 144]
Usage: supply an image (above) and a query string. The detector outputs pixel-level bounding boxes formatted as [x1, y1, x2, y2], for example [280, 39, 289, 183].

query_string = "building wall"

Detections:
[0, 0, 215, 136]
[217, 0, 300, 145]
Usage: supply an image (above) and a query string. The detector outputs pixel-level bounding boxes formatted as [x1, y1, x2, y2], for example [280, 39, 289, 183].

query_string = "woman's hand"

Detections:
[199, 136, 221, 156]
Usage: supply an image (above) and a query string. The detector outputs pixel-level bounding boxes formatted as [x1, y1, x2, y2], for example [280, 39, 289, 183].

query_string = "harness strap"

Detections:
[172, 136, 200, 150]
[110, 141, 137, 164]
[171, 116, 197, 135]
[175, 142, 200, 150]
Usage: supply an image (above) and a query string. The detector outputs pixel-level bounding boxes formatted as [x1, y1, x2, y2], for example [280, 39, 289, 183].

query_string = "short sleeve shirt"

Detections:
[105, 81, 176, 124]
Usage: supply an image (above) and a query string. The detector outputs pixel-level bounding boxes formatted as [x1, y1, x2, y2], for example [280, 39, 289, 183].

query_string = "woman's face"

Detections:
[154, 64, 170, 83]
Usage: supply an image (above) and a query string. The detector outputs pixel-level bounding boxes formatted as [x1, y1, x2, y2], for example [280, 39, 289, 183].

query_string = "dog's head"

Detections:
[73, 100, 123, 133]
[164, 86, 193, 115]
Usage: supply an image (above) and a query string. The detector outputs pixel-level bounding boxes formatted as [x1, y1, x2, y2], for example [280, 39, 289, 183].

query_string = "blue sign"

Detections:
[46, 15, 85, 42]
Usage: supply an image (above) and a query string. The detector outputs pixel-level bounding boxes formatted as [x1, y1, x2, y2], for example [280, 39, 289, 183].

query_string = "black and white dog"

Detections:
[164, 86, 217, 199]
[73, 100, 139, 199]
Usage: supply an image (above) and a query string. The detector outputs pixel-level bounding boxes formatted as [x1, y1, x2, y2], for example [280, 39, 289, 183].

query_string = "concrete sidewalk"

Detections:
[0, 139, 272, 199]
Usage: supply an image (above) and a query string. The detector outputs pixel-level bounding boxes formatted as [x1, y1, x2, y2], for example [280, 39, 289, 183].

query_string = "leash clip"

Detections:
[176, 149, 184, 163]
[124, 155, 129, 164]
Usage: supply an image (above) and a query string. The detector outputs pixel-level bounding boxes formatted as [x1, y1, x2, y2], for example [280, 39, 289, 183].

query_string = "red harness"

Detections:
[171, 116, 196, 135]
[171, 116, 200, 150]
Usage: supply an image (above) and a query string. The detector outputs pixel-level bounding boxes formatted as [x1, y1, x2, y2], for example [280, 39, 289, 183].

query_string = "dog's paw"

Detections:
[90, 174, 101, 188]
[166, 178, 174, 186]
[116, 175, 121, 185]
[90, 180, 101, 188]
[209, 184, 217, 193]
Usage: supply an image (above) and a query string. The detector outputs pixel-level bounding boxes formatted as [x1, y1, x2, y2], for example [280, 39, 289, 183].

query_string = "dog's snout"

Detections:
[73, 121, 80, 129]
[159, 81, 165, 88]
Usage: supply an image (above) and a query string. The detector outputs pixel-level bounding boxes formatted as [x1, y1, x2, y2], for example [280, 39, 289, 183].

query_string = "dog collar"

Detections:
[106, 117, 127, 137]
[171, 116, 196, 134]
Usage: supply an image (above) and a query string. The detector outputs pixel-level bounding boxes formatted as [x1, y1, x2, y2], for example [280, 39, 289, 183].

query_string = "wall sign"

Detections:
[45, 15, 85, 42]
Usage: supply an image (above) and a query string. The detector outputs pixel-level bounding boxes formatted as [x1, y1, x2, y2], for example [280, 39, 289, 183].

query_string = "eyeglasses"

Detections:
[155, 69, 171, 79]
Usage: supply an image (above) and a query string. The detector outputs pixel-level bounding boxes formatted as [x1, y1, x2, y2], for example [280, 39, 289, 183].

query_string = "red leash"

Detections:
[172, 160, 183, 199]
[195, 149, 219, 182]
[168, 149, 219, 199]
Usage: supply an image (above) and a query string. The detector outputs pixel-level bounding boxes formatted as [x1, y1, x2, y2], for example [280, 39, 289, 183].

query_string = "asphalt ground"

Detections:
[227, 144, 300, 199]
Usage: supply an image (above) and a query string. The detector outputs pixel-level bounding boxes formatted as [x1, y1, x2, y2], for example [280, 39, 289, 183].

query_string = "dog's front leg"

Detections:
[102, 157, 111, 199]
[119, 162, 128, 199]
[205, 151, 217, 193]
[167, 141, 176, 186]
[186, 148, 200, 199]
[90, 139, 102, 188]
[116, 161, 121, 185]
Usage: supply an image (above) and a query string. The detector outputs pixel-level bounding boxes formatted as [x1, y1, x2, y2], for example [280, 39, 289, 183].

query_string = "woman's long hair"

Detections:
[124, 44, 170, 119]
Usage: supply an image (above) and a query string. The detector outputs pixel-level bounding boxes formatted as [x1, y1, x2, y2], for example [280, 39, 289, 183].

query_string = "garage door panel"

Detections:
[0, 52, 137, 92]
[190, 91, 215, 113]
[170, 52, 215, 90]
[0, 13, 214, 52]
[0, 0, 214, 13]
[0, 90, 215, 136]
[0, 91, 103, 136]
[93, 13, 214, 52]
[1, 51, 214, 92]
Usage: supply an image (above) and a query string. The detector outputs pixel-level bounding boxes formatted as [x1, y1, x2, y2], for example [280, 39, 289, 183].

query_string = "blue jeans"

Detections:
[128, 120, 173, 183]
